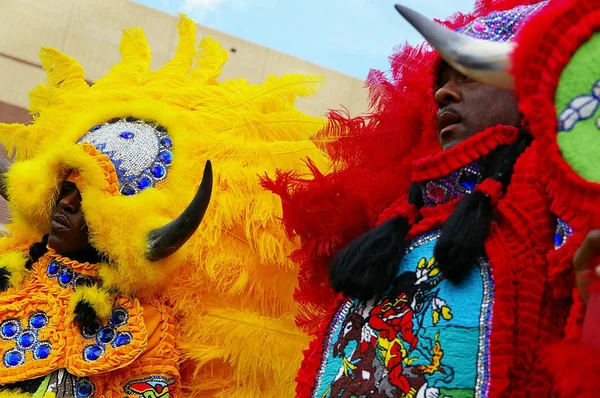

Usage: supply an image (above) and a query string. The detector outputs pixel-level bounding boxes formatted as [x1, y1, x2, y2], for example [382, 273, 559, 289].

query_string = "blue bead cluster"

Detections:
[421, 162, 483, 207]
[46, 259, 93, 289]
[1, 312, 51, 368]
[81, 308, 132, 362]
[78, 118, 173, 197]
[458, 1, 547, 43]
[554, 219, 575, 249]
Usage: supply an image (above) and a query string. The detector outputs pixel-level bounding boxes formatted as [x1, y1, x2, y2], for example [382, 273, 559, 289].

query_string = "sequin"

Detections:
[119, 131, 135, 139]
[3, 350, 23, 367]
[18, 331, 35, 348]
[83, 344, 104, 361]
[58, 267, 74, 285]
[110, 309, 128, 327]
[76, 379, 95, 397]
[34, 342, 52, 359]
[97, 327, 115, 344]
[421, 162, 483, 206]
[160, 136, 172, 149]
[78, 118, 174, 196]
[30, 313, 48, 329]
[1, 320, 20, 339]
[47, 260, 60, 275]
[159, 150, 173, 164]
[137, 177, 152, 190]
[113, 331, 132, 347]
[151, 164, 166, 179]
[458, 1, 548, 43]
[81, 321, 102, 340]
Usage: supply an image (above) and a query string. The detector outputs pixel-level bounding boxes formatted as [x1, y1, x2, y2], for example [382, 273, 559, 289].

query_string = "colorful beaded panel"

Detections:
[1, 312, 51, 368]
[77, 118, 173, 196]
[80, 308, 132, 362]
[312, 231, 494, 398]
[554, 219, 574, 249]
[420, 162, 483, 206]
[124, 375, 175, 398]
[46, 259, 94, 289]
[458, 1, 548, 43]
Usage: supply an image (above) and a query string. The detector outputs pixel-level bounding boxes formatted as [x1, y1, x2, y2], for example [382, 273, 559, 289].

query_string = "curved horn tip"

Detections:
[145, 159, 213, 262]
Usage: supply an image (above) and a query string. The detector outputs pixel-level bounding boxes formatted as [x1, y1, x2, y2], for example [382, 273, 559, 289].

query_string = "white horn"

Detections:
[394, 4, 515, 90]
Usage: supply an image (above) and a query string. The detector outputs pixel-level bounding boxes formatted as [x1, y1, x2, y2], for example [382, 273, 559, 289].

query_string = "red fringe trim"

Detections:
[412, 126, 519, 181]
[476, 179, 503, 205]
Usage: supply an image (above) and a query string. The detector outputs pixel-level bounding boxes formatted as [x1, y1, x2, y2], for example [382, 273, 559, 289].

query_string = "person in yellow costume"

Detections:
[0, 14, 328, 397]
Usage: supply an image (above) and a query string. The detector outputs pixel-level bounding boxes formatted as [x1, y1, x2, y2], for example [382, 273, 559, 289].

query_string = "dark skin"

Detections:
[434, 63, 522, 150]
[47, 181, 93, 256]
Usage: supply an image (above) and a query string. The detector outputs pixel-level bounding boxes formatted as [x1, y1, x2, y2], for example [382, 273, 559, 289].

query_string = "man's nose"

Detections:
[434, 80, 462, 106]
[58, 191, 80, 214]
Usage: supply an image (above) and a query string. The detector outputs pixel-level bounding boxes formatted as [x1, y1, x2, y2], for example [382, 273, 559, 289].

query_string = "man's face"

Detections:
[48, 180, 92, 256]
[434, 63, 521, 150]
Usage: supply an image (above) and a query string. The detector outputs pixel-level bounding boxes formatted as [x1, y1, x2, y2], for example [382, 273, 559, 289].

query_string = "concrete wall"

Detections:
[0, 0, 370, 228]
[0, 0, 368, 117]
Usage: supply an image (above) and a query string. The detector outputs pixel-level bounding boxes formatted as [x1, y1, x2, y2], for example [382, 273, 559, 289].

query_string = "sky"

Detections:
[133, 0, 476, 80]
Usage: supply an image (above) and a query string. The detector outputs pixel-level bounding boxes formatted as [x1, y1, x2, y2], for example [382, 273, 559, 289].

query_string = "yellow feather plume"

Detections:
[0, 14, 330, 396]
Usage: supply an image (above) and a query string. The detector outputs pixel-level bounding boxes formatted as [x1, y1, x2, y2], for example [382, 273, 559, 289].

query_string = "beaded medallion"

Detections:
[78, 118, 173, 196]
[312, 231, 494, 398]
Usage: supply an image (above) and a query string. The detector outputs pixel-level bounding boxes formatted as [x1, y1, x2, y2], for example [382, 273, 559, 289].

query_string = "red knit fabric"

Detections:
[510, 1, 600, 395]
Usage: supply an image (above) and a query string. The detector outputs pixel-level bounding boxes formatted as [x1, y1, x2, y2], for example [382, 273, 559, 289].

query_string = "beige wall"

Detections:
[0, 0, 368, 117]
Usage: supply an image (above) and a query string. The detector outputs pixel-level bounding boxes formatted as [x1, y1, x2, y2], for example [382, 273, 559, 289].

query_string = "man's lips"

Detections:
[437, 110, 463, 136]
[51, 213, 70, 231]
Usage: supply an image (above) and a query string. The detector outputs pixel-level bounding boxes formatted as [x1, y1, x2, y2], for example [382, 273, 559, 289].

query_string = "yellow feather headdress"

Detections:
[0, 15, 329, 395]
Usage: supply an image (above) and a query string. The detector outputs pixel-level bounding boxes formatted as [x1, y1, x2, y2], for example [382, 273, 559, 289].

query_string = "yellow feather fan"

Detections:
[0, 15, 329, 396]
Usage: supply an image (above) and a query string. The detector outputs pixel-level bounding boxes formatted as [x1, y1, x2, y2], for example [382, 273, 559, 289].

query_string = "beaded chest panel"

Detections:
[312, 232, 494, 398]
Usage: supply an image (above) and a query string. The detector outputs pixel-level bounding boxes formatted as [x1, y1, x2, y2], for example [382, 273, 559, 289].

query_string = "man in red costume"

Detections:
[265, 0, 600, 396]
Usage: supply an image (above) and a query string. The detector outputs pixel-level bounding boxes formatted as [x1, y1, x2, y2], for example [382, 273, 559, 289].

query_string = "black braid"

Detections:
[329, 183, 424, 301]
[434, 130, 532, 283]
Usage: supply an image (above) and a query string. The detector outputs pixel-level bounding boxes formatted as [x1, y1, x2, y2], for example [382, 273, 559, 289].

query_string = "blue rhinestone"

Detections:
[137, 177, 152, 190]
[19, 332, 35, 348]
[89, 125, 102, 132]
[58, 269, 73, 285]
[160, 137, 172, 149]
[121, 186, 136, 196]
[76, 380, 93, 397]
[30, 313, 48, 329]
[156, 126, 167, 134]
[119, 131, 135, 139]
[97, 327, 115, 344]
[35, 343, 51, 359]
[554, 232, 562, 248]
[4, 350, 22, 367]
[114, 332, 132, 347]
[159, 151, 173, 164]
[47, 261, 60, 275]
[110, 309, 128, 326]
[2, 321, 19, 338]
[151, 164, 166, 179]
[84, 345, 103, 361]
